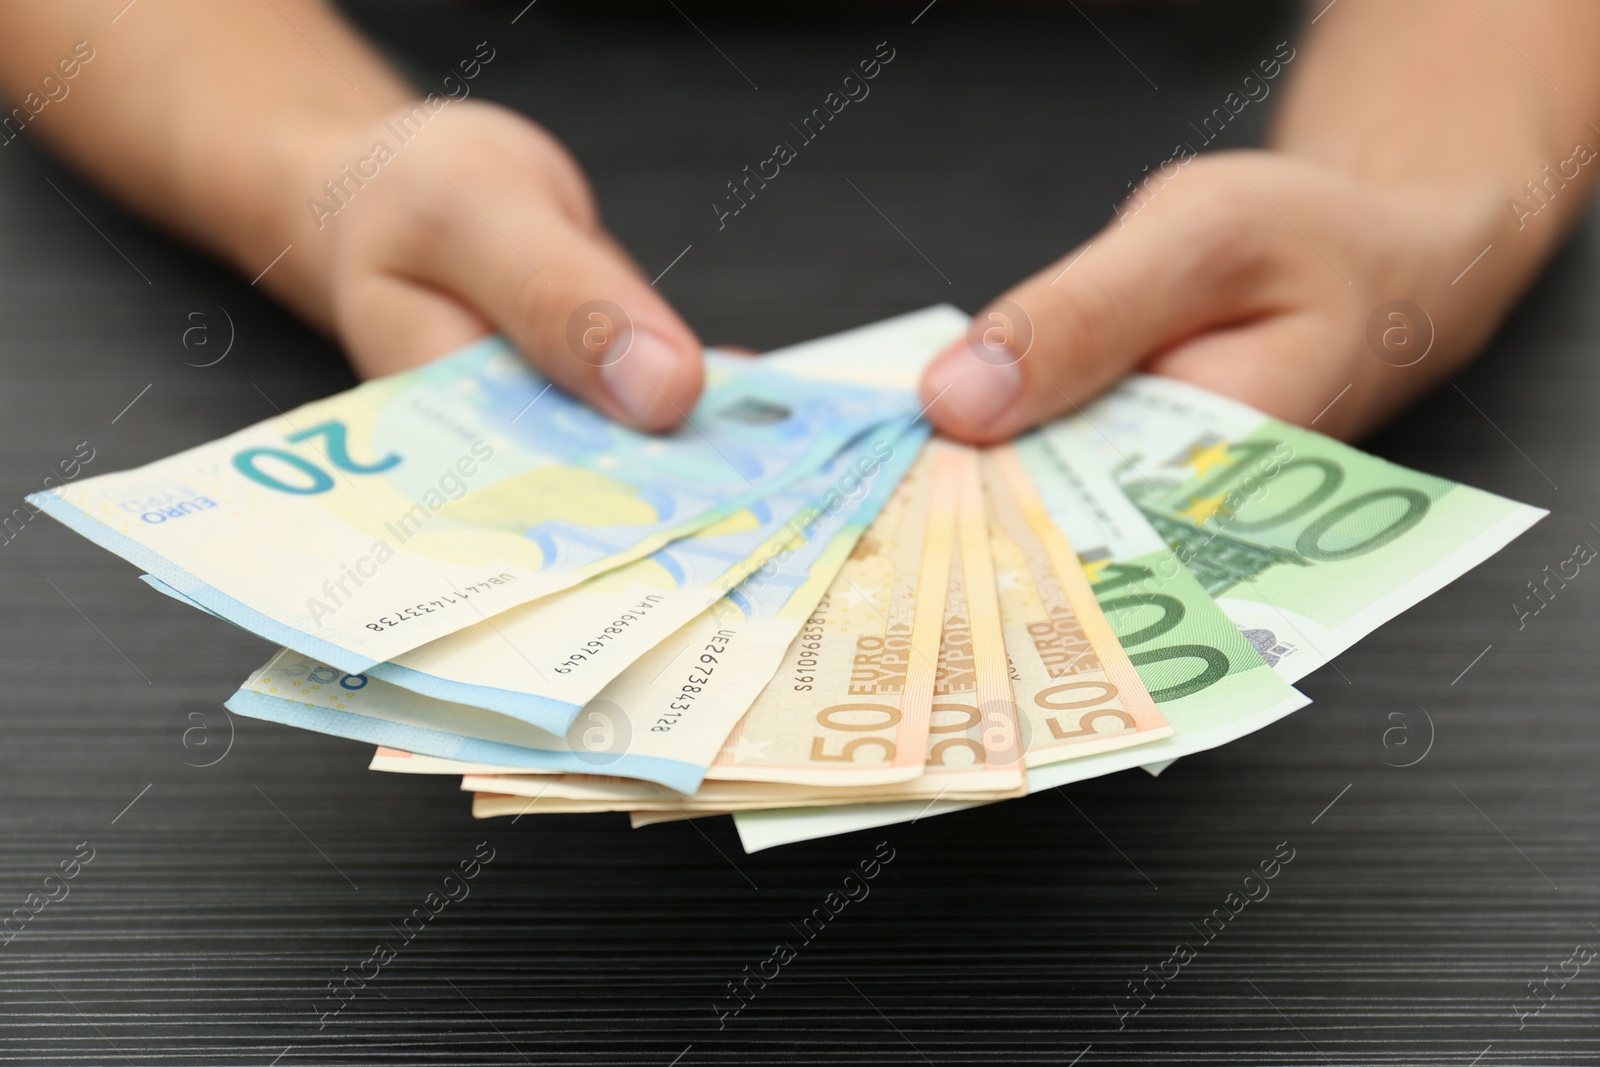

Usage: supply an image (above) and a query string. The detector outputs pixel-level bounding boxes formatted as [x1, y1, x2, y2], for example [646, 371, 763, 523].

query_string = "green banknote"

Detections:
[1061, 373, 1545, 684]
[1017, 430, 1309, 787]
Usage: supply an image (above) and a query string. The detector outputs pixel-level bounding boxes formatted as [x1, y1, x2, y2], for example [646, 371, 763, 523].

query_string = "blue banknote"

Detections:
[31, 339, 919, 672]
[225, 422, 926, 792]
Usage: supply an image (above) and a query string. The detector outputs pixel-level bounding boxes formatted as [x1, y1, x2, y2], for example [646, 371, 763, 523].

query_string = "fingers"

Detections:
[1143, 314, 1329, 415]
[338, 273, 495, 379]
[919, 191, 1272, 444]
[1143, 312, 1377, 441]
[368, 170, 703, 433]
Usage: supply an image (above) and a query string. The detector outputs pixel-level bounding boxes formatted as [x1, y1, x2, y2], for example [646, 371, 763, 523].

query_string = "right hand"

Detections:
[919, 150, 1507, 444]
[283, 99, 702, 431]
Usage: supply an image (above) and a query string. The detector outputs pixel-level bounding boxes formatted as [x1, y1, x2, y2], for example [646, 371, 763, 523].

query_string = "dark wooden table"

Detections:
[1, 2, 1594, 1063]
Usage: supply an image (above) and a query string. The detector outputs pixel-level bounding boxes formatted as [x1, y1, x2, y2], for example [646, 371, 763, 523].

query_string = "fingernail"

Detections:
[925, 343, 1023, 428]
[602, 329, 682, 425]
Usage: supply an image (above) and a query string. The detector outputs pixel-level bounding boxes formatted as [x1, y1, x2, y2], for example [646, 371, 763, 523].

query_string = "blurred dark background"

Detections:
[0, 1, 1594, 1063]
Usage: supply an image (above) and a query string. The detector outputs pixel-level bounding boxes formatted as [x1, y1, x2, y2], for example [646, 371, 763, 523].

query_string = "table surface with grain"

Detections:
[0, 3, 1595, 1064]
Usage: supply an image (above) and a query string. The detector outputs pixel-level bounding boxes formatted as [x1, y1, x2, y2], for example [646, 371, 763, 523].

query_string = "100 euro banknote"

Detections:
[1075, 374, 1546, 684]
[1008, 430, 1310, 789]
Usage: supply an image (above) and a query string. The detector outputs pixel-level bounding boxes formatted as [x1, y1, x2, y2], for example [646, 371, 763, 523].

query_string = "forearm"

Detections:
[1273, 0, 1600, 278]
[0, 1, 414, 327]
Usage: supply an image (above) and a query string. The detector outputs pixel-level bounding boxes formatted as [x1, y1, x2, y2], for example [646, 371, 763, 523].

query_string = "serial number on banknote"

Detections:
[363, 573, 516, 632]
[554, 594, 667, 673]
[653, 628, 735, 731]
[792, 598, 829, 691]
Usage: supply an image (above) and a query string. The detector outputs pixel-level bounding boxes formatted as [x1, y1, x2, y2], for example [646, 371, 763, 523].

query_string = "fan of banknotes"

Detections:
[32, 306, 1544, 851]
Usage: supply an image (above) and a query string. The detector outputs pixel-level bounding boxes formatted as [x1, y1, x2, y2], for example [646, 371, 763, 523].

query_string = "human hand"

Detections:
[918, 150, 1510, 443]
[287, 100, 703, 431]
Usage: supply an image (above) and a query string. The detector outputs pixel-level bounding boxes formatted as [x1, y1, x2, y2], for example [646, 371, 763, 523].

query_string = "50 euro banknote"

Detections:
[470, 444, 1030, 811]
[980, 444, 1171, 768]
[32, 339, 919, 672]
[696, 442, 961, 787]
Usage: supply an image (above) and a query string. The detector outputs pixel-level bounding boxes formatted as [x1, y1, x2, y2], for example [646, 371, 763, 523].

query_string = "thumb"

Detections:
[397, 180, 703, 432]
[919, 203, 1265, 443]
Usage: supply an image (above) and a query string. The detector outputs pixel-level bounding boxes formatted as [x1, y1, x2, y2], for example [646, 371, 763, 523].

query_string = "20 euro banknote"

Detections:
[32, 339, 918, 672]
[355, 419, 921, 730]
[224, 421, 925, 793]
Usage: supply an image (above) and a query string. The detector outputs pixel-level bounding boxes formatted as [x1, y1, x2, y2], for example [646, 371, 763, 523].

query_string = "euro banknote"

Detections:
[368, 746, 541, 776]
[1073, 374, 1546, 684]
[734, 797, 945, 850]
[469, 783, 1020, 816]
[729, 378, 1545, 849]
[697, 443, 960, 787]
[630, 810, 726, 828]
[469, 447, 1026, 810]
[355, 419, 920, 731]
[610, 438, 1186, 838]
[912, 447, 1024, 794]
[225, 419, 923, 793]
[32, 338, 918, 672]
[982, 444, 1171, 767]
[760, 304, 966, 389]
[1018, 430, 1311, 782]
[761, 329, 1547, 686]
[1059, 374, 1546, 775]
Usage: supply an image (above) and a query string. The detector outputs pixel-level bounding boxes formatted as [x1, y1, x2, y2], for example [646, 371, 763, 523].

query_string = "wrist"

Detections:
[1280, 127, 1590, 321]
[1348, 161, 1565, 368]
